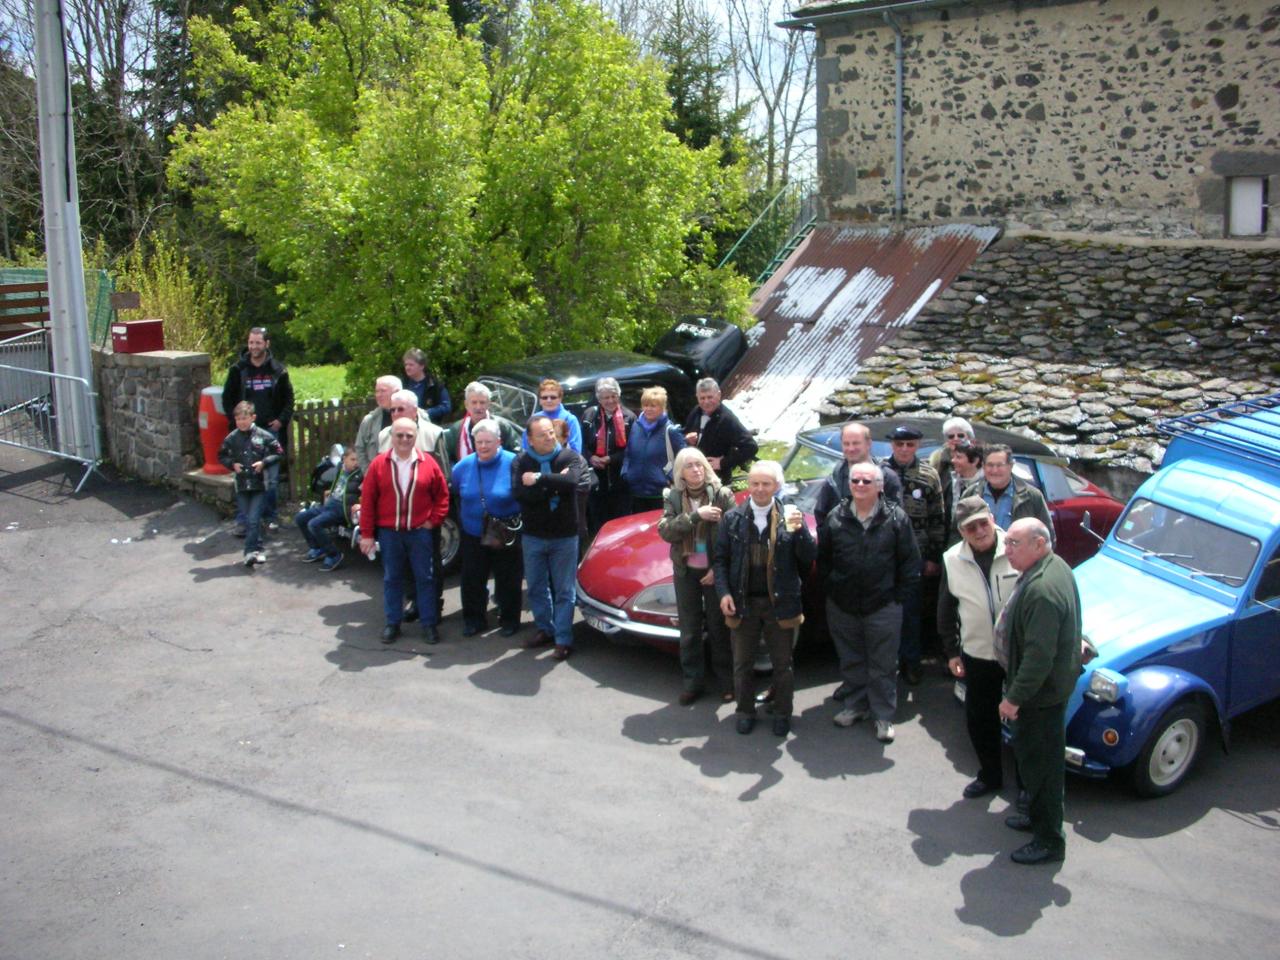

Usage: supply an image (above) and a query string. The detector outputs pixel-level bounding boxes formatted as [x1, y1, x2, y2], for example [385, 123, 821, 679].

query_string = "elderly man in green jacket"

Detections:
[997, 517, 1082, 865]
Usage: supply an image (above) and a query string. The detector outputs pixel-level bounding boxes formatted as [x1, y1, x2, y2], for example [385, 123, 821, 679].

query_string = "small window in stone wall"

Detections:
[1226, 176, 1267, 237]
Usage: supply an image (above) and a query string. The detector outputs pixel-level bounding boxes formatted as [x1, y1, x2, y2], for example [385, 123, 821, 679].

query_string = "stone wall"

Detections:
[95, 348, 211, 481]
[819, 234, 1280, 471]
[811, 0, 1280, 237]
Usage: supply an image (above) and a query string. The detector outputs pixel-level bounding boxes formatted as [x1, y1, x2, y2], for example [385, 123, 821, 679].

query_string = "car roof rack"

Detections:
[1157, 392, 1280, 472]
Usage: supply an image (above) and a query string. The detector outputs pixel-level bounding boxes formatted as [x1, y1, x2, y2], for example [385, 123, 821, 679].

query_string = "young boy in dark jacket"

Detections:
[218, 400, 284, 566]
[294, 447, 363, 571]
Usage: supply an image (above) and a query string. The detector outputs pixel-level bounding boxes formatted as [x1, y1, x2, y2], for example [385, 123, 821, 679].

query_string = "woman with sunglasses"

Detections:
[522, 378, 583, 453]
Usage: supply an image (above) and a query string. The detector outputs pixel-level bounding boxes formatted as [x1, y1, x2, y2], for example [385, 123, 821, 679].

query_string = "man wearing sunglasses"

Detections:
[818, 461, 920, 744]
[939, 497, 1020, 800]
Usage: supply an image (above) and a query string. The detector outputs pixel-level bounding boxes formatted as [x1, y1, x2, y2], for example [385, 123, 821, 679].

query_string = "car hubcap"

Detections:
[1149, 718, 1199, 787]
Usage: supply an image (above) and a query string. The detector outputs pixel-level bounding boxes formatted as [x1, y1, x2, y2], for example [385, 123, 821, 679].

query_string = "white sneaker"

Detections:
[253, 551, 267, 565]
[875, 720, 895, 743]
[833, 708, 870, 727]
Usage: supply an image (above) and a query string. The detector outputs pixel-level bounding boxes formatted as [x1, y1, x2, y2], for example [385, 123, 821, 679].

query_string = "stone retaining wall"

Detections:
[820, 235, 1280, 471]
[95, 348, 211, 482]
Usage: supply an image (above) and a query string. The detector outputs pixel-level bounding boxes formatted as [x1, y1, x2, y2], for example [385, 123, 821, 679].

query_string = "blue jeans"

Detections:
[522, 533, 577, 646]
[377, 527, 437, 627]
[236, 490, 267, 555]
[235, 428, 281, 526]
[295, 499, 345, 557]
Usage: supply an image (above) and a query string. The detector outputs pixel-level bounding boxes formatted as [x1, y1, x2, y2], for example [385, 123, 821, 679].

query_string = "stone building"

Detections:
[785, 0, 1280, 239]
[740, 0, 1280, 471]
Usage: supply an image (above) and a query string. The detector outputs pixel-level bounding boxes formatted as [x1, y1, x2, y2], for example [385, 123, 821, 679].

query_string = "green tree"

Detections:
[171, 0, 747, 389]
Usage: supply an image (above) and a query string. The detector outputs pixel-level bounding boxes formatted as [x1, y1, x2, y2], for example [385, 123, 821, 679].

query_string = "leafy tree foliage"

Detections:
[171, 0, 745, 390]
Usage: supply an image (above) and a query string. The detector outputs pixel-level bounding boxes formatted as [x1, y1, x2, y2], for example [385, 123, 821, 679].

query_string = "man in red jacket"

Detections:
[360, 418, 450, 645]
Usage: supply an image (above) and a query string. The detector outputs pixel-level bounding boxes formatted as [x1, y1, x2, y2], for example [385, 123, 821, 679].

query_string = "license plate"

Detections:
[585, 614, 613, 633]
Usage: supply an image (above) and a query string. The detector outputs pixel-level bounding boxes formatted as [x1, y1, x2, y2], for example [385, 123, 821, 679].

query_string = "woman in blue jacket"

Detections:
[452, 420, 522, 637]
[621, 386, 687, 513]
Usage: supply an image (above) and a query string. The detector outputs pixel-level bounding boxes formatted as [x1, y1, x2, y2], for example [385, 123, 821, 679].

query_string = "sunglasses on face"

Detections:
[946, 432, 968, 439]
[849, 477, 877, 486]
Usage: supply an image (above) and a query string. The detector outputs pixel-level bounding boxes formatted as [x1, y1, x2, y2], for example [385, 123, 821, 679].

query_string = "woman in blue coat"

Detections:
[621, 386, 687, 513]
[452, 420, 522, 637]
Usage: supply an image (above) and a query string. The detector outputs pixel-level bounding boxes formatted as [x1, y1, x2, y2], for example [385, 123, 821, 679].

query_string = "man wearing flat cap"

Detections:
[939, 496, 1020, 799]
[883, 425, 945, 685]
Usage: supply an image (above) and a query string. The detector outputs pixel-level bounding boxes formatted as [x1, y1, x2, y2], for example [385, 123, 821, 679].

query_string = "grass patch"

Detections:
[214, 364, 349, 403]
[290, 365, 349, 403]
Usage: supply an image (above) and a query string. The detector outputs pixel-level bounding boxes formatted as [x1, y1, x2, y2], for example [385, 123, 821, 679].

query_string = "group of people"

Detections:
[217, 329, 1080, 867]
[652, 409, 1075, 866]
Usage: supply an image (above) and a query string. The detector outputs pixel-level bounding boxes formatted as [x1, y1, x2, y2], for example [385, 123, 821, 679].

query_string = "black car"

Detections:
[477, 316, 746, 426]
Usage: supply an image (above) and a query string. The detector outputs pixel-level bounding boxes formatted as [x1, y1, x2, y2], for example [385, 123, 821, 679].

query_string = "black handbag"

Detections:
[478, 485, 521, 549]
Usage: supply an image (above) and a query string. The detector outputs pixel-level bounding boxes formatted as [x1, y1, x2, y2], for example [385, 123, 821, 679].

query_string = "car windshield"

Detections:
[480, 379, 536, 424]
[782, 441, 839, 482]
[1114, 497, 1260, 586]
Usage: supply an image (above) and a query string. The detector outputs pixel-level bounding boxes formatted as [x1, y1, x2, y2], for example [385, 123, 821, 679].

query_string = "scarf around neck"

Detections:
[529, 442, 564, 510]
[596, 406, 627, 456]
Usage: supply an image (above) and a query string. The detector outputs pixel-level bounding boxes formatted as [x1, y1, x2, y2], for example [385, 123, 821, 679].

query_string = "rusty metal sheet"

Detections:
[723, 223, 1000, 440]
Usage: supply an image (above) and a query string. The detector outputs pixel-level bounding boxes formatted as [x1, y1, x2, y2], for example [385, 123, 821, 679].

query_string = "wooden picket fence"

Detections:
[285, 397, 371, 502]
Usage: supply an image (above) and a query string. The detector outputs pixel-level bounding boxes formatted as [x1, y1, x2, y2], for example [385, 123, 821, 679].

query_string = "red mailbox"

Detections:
[111, 318, 165, 354]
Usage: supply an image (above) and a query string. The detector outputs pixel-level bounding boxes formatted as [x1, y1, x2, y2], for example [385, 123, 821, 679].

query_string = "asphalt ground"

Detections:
[2, 446, 1278, 959]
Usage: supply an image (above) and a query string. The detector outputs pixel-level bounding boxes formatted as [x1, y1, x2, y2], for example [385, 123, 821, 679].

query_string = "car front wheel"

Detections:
[1130, 700, 1204, 798]
[439, 516, 461, 575]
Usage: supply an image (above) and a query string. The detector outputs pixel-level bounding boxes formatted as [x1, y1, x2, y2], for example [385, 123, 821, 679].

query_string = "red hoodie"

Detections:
[359, 448, 449, 538]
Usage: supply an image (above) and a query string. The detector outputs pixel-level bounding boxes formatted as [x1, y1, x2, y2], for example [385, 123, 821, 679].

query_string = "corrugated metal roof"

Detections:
[723, 223, 1000, 441]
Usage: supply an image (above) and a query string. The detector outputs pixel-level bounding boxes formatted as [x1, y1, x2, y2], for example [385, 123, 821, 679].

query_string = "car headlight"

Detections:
[631, 582, 679, 619]
[1087, 668, 1128, 704]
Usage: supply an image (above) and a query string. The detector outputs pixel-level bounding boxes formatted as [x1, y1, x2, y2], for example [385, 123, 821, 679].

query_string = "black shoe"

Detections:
[422, 626, 440, 645]
[381, 624, 401, 644]
[963, 778, 1000, 800]
[462, 622, 484, 638]
[403, 602, 419, 623]
[900, 660, 923, 686]
[1010, 840, 1064, 865]
[772, 716, 791, 737]
[1017, 789, 1031, 815]
[735, 715, 756, 735]
[1004, 814, 1034, 833]
[831, 682, 854, 701]
[499, 623, 519, 637]
[678, 689, 704, 706]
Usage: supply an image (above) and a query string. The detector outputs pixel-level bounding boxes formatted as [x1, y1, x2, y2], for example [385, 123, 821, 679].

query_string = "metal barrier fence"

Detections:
[0, 341, 100, 492]
[286, 397, 371, 502]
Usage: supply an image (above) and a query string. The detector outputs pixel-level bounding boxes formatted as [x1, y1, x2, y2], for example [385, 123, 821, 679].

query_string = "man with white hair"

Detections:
[714, 460, 814, 738]
[681, 377, 757, 486]
[379, 389, 450, 480]
[819, 461, 920, 744]
[355, 375, 402, 471]
[378, 389, 452, 624]
[444, 381, 520, 464]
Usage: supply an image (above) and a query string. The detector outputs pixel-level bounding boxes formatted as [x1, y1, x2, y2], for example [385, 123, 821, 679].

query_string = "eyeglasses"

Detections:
[539, 395, 559, 401]
[946, 432, 969, 440]
[849, 478, 877, 486]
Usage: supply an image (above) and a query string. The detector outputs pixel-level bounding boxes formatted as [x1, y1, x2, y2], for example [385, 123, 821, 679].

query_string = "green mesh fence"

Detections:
[0, 267, 115, 346]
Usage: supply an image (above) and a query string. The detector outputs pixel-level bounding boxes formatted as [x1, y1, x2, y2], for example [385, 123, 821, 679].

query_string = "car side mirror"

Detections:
[1081, 509, 1104, 544]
